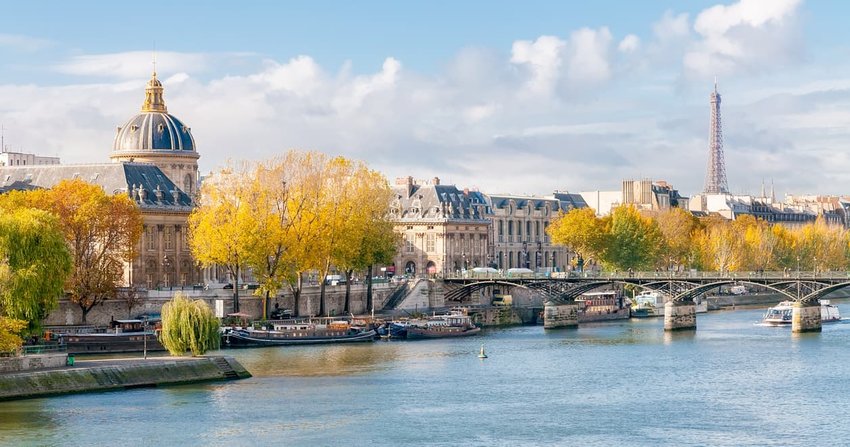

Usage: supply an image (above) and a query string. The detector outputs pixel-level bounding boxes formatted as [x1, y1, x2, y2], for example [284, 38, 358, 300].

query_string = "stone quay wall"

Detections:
[0, 356, 250, 401]
[44, 283, 399, 327]
[0, 354, 67, 374]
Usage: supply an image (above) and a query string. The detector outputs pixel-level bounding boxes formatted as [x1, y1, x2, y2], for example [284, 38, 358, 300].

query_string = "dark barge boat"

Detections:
[221, 320, 376, 347]
[57, 319, 164, 354]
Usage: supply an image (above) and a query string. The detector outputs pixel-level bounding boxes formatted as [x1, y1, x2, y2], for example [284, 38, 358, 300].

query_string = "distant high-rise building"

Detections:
[703, 81, 729, 194]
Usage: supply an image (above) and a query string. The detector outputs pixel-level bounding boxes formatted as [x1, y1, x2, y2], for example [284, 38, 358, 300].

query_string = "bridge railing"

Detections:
[445, 271, 850, 281]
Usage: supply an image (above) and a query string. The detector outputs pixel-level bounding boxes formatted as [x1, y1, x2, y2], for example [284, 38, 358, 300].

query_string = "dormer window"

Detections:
[130, 125, 139, 132]
[158, 124, 165, 133]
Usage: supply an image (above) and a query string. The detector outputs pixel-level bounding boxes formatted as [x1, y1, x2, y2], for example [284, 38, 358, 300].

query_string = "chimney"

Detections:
[432, 177, 440, 186]
[463, 188, 470, 196]
[395, 176, 414, 197]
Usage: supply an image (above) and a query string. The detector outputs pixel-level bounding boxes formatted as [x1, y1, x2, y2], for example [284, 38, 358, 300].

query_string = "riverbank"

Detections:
[0, 355, 251, 401]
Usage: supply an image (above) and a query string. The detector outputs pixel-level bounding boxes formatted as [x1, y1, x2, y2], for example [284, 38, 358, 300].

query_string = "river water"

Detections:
[4, 304, 850, 447]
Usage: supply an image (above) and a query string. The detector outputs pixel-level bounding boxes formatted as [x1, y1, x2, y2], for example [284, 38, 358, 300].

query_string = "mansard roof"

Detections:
[0, 162, 193, 210]
[391, 183, 490, 222]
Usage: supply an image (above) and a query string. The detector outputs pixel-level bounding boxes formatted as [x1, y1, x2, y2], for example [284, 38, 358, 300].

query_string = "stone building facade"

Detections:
[487, 193, 582, 272]
[0, 71, 200, 289]
[390, 177, 492, 277]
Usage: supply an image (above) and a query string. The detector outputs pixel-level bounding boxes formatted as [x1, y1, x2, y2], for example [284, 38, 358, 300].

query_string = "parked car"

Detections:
[243, 283, 260, 290]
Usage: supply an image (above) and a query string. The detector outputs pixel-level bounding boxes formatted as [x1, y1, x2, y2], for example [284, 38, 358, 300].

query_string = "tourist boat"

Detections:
[406, 311, 481, 339]
[761, 300, 841, 326]
[57, 319, 165, 354]
[631, 291, 664, 318]
[221, 319, 376, 347]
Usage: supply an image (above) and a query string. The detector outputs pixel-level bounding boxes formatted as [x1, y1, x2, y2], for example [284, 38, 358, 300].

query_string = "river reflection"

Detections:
[4, 304, 850, 446]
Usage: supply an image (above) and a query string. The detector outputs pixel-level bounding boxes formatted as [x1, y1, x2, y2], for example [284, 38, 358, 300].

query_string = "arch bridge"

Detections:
[443, 271, 850, 305]
[443, 271, 850, 332]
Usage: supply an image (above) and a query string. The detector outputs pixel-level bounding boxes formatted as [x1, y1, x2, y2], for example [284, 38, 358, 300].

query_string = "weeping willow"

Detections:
[159, 292, 220, 356]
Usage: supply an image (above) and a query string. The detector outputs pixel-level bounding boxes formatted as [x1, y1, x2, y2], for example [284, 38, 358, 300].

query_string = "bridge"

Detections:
[441, 271, 850, 333]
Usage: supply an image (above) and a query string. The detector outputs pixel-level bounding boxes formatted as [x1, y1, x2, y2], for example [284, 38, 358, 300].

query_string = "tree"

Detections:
[119, 286, 145, 319]
[159, 292, 220, 356]
[794, 217, 848, 271]
[653, 207, 699, 271]
[328, 167, 396, 313]
[189, 164, 256, 313]
[20, 180, 143, 324]
[695, 217, 741, 272]
[602, 205, 663, 271]
[547, 207, 607, 269]
[0, 317, 28, 355]
[0, 207, 72, 327]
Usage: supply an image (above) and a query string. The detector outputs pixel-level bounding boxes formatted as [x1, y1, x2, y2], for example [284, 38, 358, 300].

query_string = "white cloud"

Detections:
[565, 27, 613, 84]
[510, 35, 565, 96]
[618, 34, 640, 53]
[53, 51, 254, 79]
[684, 0, 803, 78]
[2, 2, 848, 198]
[0, 33, 52, 52]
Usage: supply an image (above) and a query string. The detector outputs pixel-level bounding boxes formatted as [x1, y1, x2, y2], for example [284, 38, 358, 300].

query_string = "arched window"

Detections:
[184, 174, 193, 196]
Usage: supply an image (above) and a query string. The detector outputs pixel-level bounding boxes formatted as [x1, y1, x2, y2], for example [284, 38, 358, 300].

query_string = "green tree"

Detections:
[159, 292, 220, 356]
[603, 205, 662, 271]
[0, 207, 72, 327]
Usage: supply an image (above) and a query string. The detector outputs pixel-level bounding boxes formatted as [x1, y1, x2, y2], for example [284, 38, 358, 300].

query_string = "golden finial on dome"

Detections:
[141, 50, 167, 113]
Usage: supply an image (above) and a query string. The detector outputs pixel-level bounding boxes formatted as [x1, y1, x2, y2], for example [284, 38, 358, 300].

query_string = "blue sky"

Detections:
[2, 0, 850, 197]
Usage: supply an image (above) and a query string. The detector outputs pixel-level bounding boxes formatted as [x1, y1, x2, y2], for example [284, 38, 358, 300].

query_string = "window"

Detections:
[426, 234, 435, 253]
[146, 227, 155, 251]
[164, 227, 173, 250]
[405, 235, 414, 253]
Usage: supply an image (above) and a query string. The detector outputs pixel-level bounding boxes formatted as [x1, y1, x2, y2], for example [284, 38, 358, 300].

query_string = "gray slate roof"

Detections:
[0, 162, 192, 210]
[391, 183, 489, 221]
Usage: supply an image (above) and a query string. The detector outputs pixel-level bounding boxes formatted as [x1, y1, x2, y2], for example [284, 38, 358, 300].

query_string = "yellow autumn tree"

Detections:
[329, 166, 396, 313]
[653, 207, 699, 271]
[695, 216, 742, 272]
[547, 207, 607, 269]
[793, 217, 848, 271]
[189, 163, 256, 313]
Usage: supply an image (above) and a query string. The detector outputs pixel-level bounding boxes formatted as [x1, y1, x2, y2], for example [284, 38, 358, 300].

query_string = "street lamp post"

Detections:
[162, 255, 172, 290]
[142, 315, 148, 360]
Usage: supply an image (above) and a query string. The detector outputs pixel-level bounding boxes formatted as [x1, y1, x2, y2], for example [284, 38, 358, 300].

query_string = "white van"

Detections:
[325, 274, 346, 286]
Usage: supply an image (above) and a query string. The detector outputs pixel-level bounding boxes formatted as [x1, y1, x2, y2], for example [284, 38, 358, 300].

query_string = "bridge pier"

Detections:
[664, 302, 696, 331]
[543, 301, 578, 329]
[792, 302, 822, 333]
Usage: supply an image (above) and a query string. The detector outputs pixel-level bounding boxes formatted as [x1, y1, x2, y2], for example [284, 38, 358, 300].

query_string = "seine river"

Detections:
[3, 304, 850, 446]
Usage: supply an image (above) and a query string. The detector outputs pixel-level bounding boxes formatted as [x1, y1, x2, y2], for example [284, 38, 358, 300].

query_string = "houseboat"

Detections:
[57, 319, 164, 354]
[406, 310, 481, 339]
[576, 291, 630, 322]
[221, 319, 375, 347]
[761, 300, 841, 326]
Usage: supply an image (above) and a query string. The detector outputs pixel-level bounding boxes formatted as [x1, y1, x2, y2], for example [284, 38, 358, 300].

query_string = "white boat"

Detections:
[631, 291, 664, 318]
[761, 300, 841, 326]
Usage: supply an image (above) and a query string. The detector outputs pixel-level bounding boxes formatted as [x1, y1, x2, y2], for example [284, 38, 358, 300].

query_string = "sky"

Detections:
[2, 0, 850, 198]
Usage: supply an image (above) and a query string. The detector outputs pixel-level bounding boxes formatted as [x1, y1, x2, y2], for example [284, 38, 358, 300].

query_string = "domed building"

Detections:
[0, 70, 201, 294]
[111, 71, 199, 196]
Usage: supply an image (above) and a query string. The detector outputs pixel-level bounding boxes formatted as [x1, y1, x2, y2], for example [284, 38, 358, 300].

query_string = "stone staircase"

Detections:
[211, 357, 240, 380]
